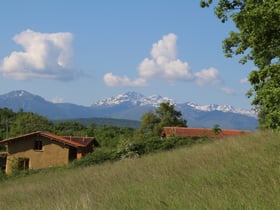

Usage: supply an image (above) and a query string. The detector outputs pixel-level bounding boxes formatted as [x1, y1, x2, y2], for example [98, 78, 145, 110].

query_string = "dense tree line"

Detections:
[0, 108, 93, 140]
[201, 0, 280, 130]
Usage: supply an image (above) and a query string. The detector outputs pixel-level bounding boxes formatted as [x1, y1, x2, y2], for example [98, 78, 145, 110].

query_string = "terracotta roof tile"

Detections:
[0, 131, 95, 148]
[62, 136, 94, 146]
[162, 127, 251, 138]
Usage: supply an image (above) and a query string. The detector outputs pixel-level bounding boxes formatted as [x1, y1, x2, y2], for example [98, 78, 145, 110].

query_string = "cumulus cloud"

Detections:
[104, 73, 147, 87]
[0, 29, 76, 80]
[194, 67, 221, 86]
[104, 33, 220, 87]
[138, 33, 193, 81]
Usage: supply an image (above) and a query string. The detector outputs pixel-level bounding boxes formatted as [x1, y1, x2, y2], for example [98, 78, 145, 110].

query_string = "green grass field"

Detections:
[1, 131, 280, 209]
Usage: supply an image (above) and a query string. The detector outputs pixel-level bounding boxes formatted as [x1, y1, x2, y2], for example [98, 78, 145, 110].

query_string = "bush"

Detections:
[70, 148, 117, 167]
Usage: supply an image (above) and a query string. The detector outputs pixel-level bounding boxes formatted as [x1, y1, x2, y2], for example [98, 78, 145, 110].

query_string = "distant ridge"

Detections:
[0, 90, 258, 130]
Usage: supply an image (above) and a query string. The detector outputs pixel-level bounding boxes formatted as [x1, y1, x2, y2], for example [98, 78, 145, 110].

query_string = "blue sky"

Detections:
[0, 0, 253, 109]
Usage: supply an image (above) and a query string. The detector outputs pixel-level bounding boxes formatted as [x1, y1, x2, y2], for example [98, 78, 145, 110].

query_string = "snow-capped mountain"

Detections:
[94, 91, 175, 107]
[94, 91, 256, 118]
[186, 102, 256, 118]
[0, 90, 258, 130]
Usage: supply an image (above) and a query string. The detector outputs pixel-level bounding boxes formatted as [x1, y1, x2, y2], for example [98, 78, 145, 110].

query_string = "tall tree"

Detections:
[140, 102, 187, 135]
[156, 102, 187, 128]
[140, 111, 161, 134]
[201, 0, 280, 130]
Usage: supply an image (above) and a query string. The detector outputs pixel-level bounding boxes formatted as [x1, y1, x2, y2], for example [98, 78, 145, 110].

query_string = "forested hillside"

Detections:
[0, 108, 136, 144]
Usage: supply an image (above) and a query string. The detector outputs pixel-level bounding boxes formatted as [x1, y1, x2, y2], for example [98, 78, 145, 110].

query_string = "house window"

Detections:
[34, 140, 43, 151]
[18, 158, 29, 171]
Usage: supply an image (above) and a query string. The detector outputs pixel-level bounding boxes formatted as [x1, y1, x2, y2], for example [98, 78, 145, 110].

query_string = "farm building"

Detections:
[162, 127, 251, 139]
[0, 131, 98, 174]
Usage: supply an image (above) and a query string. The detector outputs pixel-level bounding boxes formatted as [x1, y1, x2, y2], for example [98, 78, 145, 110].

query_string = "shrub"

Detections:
[70, 148, 116, 167]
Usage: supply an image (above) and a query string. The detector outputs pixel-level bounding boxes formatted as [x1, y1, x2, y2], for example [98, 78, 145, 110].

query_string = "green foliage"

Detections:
[116, 139, 140, 159]
[70, 148, 116, 167]
[8, 111, 53, 137]
[94, 125, 135, 148]
[54, 117, 140, 129]
[140, 111, 160, 134]
[247, 64, 280, 130]
[156, 102, 187, 127]
[140, 102, 187, 135]
[53, 121, 90, 136]
[201, 0, 280, 130]
[212, 124, 222, 135]
[0, 108, 16, 140]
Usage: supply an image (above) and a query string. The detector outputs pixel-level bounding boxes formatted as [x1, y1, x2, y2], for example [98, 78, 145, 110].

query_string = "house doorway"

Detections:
[68, 147, 77, 161]
[0, 154, 7, 173]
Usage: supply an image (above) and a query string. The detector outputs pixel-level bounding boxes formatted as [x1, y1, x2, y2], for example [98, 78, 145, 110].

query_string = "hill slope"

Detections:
[1, 131, 280, 209]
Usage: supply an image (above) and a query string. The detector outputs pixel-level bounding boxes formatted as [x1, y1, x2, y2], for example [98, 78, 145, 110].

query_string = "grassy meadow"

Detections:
[1, 131, 280, 209]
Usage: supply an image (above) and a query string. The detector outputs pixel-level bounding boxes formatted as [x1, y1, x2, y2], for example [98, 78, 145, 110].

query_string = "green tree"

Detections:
[212, 124, 222, 135]
[140, 102, 187, 135]
[156, 102, 186, 127]
[94, 125, 134, 148]
[10, 112, 53, 137]
[54, 121, 87, 136]
[140, 112, 160, 134]
[0, 108, 16, 140]
[201, 0, 280, 130]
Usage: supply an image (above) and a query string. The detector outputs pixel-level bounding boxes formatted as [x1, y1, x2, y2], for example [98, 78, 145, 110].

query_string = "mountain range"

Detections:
[0, 90, 258, 130]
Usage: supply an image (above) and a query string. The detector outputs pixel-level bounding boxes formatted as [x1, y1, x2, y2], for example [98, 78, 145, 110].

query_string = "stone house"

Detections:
[0, 131, 98, 174]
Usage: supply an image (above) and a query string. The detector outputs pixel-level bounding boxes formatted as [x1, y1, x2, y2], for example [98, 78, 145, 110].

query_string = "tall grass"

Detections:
[1, 131, 280, 209]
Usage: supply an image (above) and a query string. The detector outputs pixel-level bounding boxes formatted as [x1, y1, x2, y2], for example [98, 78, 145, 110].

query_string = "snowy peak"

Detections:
[187, 102, 234, 112]
[1, 90, 33, 99]
[94, 91, 256, 118]
[186, 102, 256, 118]
[94, 91, 175, 107]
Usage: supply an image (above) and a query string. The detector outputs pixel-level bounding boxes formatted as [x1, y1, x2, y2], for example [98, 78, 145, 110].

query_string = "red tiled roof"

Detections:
[63, 136, 94, 145]
[162, 127, 251, 138]
[0, 131, 94, 148]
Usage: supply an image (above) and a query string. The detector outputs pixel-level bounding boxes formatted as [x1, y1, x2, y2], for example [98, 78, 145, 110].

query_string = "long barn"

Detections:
[162, 127, 251, 139]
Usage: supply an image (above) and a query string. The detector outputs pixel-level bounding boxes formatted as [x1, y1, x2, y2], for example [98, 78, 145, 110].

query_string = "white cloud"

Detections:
[0, 29, 76, 80]
[194, 67, 221, 86]
[240, 77, 249, 84]
[104, 73, 147, 87]
[138, 33, 193, 81]
[104, 33, 220, 87]
[221, 87, 237, 95]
